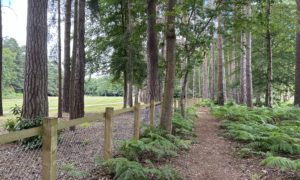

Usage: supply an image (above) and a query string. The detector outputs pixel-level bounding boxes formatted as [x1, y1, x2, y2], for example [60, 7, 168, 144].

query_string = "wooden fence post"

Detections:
[42, 118, 58, 180]
[104, 107, 113, 160]
[150, 100, 155, 127]
[134, 103, 141, 139]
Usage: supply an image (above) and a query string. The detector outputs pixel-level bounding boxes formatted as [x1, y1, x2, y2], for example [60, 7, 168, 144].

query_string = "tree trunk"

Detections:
[231, 39, 238, 103]
[0, 0, 3, 116]
[69, 0, 78, 115]
[193, 68, 196, 98]
[160, 0, 176, 133]
[203, 55, 209, 99]
[134, 87, 139, 105]
[245, 5, 253, 108]
[123, 71, 128, 108]
[180, 71, 188, 117]
[256, 94, 261, 104]
[22, 0, 49, 119]
[295, 0, 300, 106]
[126, 0, 133, 107]
[63, 0, 71, 113]
[265, 0, 273, 107]
[240, 33, 247, 104]
[210, 41, 215, 101]
[69, 0, 85, 120]
[217, 16, 225, 105]
[57, 0, 63, 118]
[147, 0, 159, 103]
[198, 66, 201, 97]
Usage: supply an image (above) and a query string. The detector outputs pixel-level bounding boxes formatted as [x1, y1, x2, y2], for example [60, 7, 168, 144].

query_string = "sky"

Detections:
[2, 0, 27, 46]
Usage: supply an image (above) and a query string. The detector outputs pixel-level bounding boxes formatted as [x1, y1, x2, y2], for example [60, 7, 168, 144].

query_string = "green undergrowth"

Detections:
[98, 106, 197, 180]
[206, 100, 300, 172]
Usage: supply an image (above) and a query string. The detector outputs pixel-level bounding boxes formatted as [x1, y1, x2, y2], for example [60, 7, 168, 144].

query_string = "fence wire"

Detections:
[57, 121, 104, 179]
[112, 112, 135, 154]
[0, 139, 42, 180]
[0, 104, 163, 180]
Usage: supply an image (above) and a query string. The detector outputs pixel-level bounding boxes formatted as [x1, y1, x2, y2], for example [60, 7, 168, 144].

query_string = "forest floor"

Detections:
[168, 107, 300, 180]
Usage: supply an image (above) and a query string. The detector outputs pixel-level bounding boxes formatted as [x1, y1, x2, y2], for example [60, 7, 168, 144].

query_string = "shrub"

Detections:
[4, 105, 44, 149]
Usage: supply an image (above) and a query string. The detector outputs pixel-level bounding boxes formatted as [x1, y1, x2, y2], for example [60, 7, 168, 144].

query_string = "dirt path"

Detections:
[170, 107, 300, 180]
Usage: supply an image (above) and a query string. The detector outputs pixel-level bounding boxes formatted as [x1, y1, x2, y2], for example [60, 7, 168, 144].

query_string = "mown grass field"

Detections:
[0, 96, 123, 123]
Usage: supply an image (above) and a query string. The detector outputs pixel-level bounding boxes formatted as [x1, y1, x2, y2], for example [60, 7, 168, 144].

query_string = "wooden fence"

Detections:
[0, 98, 198, 180]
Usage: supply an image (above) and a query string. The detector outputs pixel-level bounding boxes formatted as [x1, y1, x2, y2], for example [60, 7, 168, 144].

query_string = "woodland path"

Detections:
[169, 107, 300, 180]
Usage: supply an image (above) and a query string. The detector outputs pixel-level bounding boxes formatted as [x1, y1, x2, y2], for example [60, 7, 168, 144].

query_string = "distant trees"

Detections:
[295, 0, 300, 106]
[265, 0, 273, 107]
[217, 16, 225, 105]
[22, 0, 48, 119]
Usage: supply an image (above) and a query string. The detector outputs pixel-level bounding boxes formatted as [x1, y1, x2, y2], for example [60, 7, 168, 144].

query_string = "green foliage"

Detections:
[15, 117, 43, 150]
[85, 76, 123, 96]
[103, 158, 148, 180]
[100, 105, 196, 179]
[4, 104, 43, 149]
[210, 103, 300, 172]
[102, 158, 181, 180]
[3, 118, 18, 132]
[62, 163, 90, 178]
[261, 156, 300, 171]
[172, 111, 195, 138]
[120, 107, 195, 162]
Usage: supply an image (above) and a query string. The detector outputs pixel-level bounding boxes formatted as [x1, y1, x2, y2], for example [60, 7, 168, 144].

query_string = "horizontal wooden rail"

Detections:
[0, 126, 42, 145]
[58, 113, 105, 130]
[0, 102, 162, 145]
[113, 107, 134, 116]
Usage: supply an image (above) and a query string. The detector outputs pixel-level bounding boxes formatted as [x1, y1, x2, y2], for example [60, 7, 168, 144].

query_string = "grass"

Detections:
[0, 95, 123, 124]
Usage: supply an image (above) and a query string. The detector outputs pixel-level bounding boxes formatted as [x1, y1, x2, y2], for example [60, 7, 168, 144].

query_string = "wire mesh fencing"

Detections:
[56, 121, 104, 179]
[112, 112, 135, 154]
[0, 138, 42, 180]
[0, 102, 167, 180]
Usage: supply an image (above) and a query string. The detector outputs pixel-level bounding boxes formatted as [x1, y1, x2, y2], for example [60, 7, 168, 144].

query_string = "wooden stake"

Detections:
[150, 100, 155, 127]
[104, 107, 113, 160]
[134, 103, 141, 139]
[42, 118, 58, 180]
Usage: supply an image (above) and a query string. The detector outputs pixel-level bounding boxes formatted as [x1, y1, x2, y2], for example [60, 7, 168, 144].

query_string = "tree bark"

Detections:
[69, 0, 85, 120]
[217, 16, 225, 105]
[265, 0, 273, 107]
[240, 33, 247, 104]
[123, 71, 128, 108]
[0, 0, 3, 116]
[180, 70, 188, 117]
[22, 0, 49, 119]
[126, 0, 133, 107]
[203, 55, 209, 99]
[245, 4, 253, 108]
[63, 0, 71, 112]
[69, 0, 78, 115]
[147, 0, 159, 103]
[210, 41, 215, 101]
[57, 0, 63, 118]
[295, 0, 300, 106]
[192, 68, 195, 98]
[160, 0, 176, 133]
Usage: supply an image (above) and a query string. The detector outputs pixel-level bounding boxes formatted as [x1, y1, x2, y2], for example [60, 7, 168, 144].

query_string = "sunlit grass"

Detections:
[0, 96, 123, 125]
